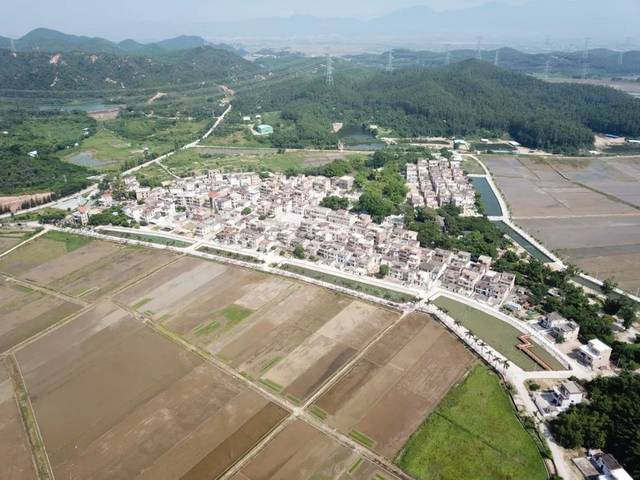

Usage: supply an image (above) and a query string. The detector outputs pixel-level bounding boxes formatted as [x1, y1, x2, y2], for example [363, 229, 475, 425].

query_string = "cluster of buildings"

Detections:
[406, 157, 478, 215]
[112, 168, 514, 303]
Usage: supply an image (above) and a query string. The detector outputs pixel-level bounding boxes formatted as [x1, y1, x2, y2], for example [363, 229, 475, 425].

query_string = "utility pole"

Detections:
[386, 50, 394, 72]
[325, 50, 334, 86]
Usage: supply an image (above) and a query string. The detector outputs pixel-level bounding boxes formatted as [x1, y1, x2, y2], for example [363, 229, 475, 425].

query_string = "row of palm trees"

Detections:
[451, 318, 511, 373]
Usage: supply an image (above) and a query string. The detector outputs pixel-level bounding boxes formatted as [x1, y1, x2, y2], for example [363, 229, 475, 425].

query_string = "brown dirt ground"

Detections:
[314, 312, 477, 459]
[0, 283, 82, 353]
[0, 363, 36, 480]
[234, 420, 396, 480]
[15, 301, 287, 480]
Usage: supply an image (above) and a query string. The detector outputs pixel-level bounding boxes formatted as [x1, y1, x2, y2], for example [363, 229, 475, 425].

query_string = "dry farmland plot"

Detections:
[0, 281, 82, 353]
[233, 420, 398, 480]
[0, 362, 36, 480]
[117, 255, 400, 402]
[0, 233, 176, 300]
[14, 300, 288, 480]
[519, 215, 640, 292]
[0, 229, 33, 255]
[313, 312, 477, 459]
[484, 155, 640, 291]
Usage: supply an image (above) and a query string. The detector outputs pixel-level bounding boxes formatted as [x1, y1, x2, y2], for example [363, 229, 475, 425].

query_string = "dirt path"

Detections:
[3, 354, 53, 480]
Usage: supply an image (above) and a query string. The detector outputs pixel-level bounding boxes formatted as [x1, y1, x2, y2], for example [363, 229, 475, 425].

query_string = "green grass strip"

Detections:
[348, 457, 364, 475]
[132, 297, 151, 309]
[194, 320, 221, 337]
[281, 264, 416, 303]
[286, 394, 302, 406]
[260, 356, 282, 373]
[309, 405, 328, 421]
[259, 378, 284, 393]
[349, 430, 376, 449]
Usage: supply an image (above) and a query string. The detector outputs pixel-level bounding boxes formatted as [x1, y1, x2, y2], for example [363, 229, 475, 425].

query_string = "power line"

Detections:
[325, 50, 334, 86]
[386, 50, 394, 72]
[582, 37, 591, 80]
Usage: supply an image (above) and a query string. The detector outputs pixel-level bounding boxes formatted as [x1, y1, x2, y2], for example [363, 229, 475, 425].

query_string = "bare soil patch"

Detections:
[0, 363, 36, 480]
[235, 420, 396, 480]
[15, 300, 287, 480]
[0, 282, 82, 353]
[314, 312, 476, 459]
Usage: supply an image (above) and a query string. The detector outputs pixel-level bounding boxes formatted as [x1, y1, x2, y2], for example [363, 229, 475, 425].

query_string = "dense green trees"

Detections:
[320, 196, 349, 210]
[234, 60, 640, 152]
[405, 203, 508, 258]
[550, 373, 640, 479]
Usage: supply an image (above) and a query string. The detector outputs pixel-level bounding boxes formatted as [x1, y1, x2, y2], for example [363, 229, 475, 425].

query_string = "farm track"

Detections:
[0, 273, 89, 307]
[114, 299, 414, 480]
[2, 354, 54, 480]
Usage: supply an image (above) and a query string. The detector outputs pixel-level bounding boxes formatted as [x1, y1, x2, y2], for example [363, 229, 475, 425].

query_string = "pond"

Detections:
[67, 151, 106, 168]
[470, 177, 503, 217]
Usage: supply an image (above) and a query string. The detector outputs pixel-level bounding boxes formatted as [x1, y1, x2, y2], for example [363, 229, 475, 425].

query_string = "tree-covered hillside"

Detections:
[235, 60, 640, 152]
[0, 46, 260, 91]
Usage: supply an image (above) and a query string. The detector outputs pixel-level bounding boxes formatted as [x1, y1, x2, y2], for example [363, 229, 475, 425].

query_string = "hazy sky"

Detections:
[1, 0, 521, 39]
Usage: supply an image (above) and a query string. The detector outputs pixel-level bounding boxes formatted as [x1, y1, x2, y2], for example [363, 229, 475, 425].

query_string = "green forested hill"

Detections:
[0, 46, 260, 91]
[234, 60, 640, 152]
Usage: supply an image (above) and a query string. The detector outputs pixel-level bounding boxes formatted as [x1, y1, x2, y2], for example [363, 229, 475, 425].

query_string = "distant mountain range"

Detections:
[0, 46, 260, 91]
[348, 47, 640, 77]
[0, 28, 246, 56]
[183, 0, 638, 44]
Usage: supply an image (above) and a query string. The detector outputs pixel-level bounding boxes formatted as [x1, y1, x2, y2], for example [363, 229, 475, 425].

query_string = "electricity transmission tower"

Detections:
[581, 37, 591, 80]
[325, 51, 334, 86]
[494, 49, 500, 67]
[386, 50, 394, 72]
[444, 44, 451, 66]
[476, 37, 483, 60]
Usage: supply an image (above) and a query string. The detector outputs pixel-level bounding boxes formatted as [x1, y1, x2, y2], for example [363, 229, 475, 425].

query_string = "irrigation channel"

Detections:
[471, 177, 555, 264]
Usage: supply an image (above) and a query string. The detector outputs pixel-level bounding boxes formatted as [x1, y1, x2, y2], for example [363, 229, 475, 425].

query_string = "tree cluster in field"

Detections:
[404, 203, 509, 259]
[550, 373, 640, 479]
[234, 60, 640, 153]
[492, 252, 639, 368]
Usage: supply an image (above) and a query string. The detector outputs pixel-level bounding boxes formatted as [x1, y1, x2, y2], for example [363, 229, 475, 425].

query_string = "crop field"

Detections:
[233, 420, 398, 480]
[14, 300, 288, 480]
[0, 229, 33, 254]
[0, 362, 36, 480]
[484, 155, 640, 292]
[396, 365, 548, 480]
[0, 231, 516, 479]
[0, 232, 176, 301]
[433, 296, 564, 371]
[116, 256, 400, 402]
[312, 312, 476, 458]
[0, 282, 82, 353]
[162, 147, 360, 177]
